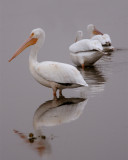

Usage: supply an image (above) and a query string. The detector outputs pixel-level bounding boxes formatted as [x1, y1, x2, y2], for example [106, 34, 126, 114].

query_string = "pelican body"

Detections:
[69, 31, 104, 68]
[70, 51, 103, 67]
[87, 24, 114, 52]
[9, 28, 88, 98]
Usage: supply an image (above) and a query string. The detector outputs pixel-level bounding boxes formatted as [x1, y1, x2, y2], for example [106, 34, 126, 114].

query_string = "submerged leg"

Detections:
[59, 89, 62, 96]
[59, 89, 65, 98]
[82, 64, 85, 70]
[53, 88, 57, 100]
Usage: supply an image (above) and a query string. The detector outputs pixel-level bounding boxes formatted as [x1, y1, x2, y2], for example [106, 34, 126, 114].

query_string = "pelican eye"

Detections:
[30, 33, 34, 37]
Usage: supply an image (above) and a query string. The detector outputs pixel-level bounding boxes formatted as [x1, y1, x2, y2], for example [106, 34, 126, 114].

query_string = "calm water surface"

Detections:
[1, 0, 128, 160]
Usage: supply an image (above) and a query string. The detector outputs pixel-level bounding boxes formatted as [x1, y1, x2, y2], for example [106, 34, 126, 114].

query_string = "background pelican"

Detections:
[69, 31, 104, 69]
[8, 28, 88, 99]
[87, 24, 114, 52]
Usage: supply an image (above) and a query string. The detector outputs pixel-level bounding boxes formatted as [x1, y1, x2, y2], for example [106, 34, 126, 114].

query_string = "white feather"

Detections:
[91, 34, 111, 45]
[35, 61, 88, 86]
[70, 51, 103, 66]
[75, 30, 83, 42]
[69, 39, 103, 53]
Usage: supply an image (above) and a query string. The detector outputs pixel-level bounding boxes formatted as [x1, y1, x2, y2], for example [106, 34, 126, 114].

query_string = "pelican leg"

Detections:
[59, 89, 65, 98]
[53, 88, 57, 100]
[82, 64, 85, 70]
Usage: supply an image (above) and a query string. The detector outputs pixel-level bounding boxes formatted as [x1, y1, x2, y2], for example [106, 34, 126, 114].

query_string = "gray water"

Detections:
[1, 0, 128, 160]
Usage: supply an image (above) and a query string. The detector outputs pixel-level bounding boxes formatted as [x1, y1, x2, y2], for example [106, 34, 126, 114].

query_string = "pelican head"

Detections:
[75, 30, 83, 42]
[87, 24, 95, 37]
[8, 28, 45, 62]
[87, 24, 95, 32]
[87, 24, 103, 38]
[31, 28, 45, 42]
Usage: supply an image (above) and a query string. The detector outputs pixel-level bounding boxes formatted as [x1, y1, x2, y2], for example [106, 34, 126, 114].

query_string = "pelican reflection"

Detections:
[77, 66, 106, 96]
[13, 97, 87, 157]
[33, 97, 87, 130]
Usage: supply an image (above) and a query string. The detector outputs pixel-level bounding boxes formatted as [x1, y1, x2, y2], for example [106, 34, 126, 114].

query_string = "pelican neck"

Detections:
[29, 45, 40, 64]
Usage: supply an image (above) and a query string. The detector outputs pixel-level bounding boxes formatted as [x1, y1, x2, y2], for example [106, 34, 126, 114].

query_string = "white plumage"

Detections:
[87, 24, 114, 52]
[9, 28, 88, 98]
[70, 51, 104, 67]
[69, 39, 103, 53]
[36, 61, 87, 86]
[91, 34, 111, 45]
[69, 30, 104, 68]
[75, 30, 83, 42]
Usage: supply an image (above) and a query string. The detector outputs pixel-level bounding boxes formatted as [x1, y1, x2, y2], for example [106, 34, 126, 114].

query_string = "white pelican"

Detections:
[87, 24, 114, 52]
[69, 31, 104, 69]
[8, 28, 88, 99]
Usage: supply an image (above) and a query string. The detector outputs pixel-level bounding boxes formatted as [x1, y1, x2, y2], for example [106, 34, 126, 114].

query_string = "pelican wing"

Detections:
[69, 39, 103, 53]
[91, 34, 111, 45]
[35, 61, 88, 86]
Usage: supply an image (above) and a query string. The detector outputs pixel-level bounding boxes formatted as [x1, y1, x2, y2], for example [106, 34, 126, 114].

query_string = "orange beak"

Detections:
[93, 27, 103, 35]
[8, 35, 38, 62]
